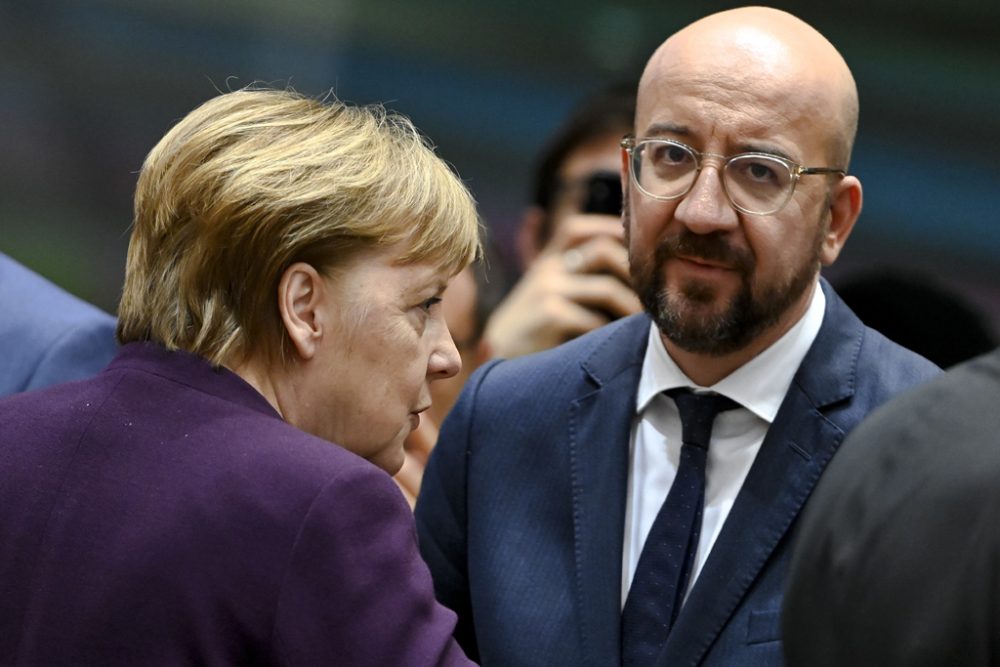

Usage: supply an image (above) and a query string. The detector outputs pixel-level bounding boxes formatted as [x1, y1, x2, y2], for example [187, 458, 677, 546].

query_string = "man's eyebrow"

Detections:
[640, 124, 799, 162]
[642, 122, 690, 138]
[737, 142, 796, 162]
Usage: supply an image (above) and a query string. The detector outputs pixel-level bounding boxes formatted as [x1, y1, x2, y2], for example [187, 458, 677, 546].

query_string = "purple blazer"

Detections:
[0, 343, 473, 666]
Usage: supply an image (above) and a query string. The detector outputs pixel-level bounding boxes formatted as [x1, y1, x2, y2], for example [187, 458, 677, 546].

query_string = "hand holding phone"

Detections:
[581, 171, 624, 216]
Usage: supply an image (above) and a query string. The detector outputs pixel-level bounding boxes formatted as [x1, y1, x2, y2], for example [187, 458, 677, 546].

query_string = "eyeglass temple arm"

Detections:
[800, 166, 846, 176]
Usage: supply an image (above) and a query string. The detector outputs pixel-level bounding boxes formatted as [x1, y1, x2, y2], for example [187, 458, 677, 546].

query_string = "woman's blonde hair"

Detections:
[117, 88, 481, 366]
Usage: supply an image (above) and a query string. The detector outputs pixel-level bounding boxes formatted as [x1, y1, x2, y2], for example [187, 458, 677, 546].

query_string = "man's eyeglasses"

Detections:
[621, 135, 845, 216]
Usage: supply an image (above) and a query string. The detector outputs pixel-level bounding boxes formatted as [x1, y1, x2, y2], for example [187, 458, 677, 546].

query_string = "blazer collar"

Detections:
[789, 277, 865, 413]
[108, 342, 281, 419]
[579, 314, 652, 390]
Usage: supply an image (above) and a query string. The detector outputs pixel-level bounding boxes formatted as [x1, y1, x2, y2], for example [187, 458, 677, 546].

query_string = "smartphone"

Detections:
[581, 171, 623, 216]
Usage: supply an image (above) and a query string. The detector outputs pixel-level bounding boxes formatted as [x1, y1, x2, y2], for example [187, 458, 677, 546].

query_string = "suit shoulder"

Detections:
[791, 292, 942, 436]
[471, 314, 649, 395]
[0, 255, 117, 393]
[0, 254, 115, 331]
[855, 324, 941, 397]
[854, 347, 1000, 440]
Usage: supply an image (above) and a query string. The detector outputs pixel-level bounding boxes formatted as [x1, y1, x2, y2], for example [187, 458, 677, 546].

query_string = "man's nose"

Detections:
[672, 164, 740, 234]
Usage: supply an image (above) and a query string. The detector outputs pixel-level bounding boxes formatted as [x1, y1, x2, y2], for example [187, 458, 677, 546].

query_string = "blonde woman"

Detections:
[0, 89, 479, 665]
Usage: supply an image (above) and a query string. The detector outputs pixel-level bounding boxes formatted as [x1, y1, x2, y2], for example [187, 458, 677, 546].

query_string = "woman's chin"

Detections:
[369, 434, 408, 475]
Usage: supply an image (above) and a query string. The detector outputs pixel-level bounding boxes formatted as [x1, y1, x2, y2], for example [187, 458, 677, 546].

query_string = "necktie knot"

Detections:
[664, 388, 739, 450]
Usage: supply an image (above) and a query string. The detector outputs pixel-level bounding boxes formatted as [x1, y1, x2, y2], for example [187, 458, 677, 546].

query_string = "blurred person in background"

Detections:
[482, 84, 642, 359]
[835, 268, 996, 368]
[0, 252, 117, 396]
[0, 88, 479, 666]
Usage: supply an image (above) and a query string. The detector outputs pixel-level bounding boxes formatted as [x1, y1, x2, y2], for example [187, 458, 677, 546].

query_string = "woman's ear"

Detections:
[819, 175, 863, 266]
[277, 262, 326, 361]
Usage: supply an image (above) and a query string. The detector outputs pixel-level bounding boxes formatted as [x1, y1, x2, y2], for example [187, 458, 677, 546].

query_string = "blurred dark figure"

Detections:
[483, 84, 642, 359]
[836, 269, 996, 368]
[784, 347, 1000, 666]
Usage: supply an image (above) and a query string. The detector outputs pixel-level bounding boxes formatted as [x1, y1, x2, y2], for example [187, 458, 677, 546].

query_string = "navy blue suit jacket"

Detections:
[416, 280, 939, 666]
[0, 253, 117, 396]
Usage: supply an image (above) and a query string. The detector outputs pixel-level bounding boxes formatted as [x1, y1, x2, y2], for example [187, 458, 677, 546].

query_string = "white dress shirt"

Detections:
[621, 283, 826, 607]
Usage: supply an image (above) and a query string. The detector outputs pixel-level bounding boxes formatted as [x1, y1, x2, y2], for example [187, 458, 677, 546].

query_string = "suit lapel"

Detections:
[658, 280, 865, 665]
[569, 315, 650, 667]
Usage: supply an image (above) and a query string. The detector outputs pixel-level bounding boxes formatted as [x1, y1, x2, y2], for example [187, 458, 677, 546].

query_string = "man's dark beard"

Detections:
[626, 211, 822, 356]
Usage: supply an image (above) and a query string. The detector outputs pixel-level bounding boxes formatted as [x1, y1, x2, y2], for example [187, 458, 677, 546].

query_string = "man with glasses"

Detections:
[416, 7, 939, 666]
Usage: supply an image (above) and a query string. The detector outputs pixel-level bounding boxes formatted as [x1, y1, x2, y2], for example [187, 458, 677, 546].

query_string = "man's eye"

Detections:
[650, 143, 691, 166]
[666, 146, 690, 164]
[732, 158, 781, 185]
[748, 162, 776, 181]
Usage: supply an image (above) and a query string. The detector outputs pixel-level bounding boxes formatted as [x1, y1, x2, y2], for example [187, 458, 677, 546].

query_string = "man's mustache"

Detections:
[654, 230, 754, 275]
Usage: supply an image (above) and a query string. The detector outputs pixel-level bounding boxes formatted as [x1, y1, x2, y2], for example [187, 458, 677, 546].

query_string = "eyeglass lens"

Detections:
[633, 140, 794, 214]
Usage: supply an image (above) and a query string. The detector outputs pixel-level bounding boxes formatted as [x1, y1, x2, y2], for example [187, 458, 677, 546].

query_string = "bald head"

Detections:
[639, 7, 858, 167]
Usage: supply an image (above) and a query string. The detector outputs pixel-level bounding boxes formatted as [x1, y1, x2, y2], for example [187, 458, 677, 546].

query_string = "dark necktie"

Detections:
[621, 388, 739, 666]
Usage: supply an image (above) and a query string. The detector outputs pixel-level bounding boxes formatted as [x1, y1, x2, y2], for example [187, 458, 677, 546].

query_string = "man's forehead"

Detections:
[637, 42, 841, 151]
[635, 8, 857, 160]
[640, 23, 819, 109]
[637, 65, 817, 126]
[636, 80, 837, 168]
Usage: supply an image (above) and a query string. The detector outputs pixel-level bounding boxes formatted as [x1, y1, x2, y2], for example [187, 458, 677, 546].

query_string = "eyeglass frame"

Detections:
[620, 134, 846, 216]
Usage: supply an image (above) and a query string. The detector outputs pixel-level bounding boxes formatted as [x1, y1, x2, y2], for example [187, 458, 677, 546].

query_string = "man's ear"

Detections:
[819, 175, 863, 266]
[620, 144, 632, 201]
[517, 206, 546, 270]
[277, 262, 327, 361]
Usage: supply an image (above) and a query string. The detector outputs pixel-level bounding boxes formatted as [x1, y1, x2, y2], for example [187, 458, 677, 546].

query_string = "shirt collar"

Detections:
[636, 281, 826, 424]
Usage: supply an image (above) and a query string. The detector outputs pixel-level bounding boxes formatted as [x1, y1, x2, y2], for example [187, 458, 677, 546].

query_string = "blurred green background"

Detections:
[1, 0, 998, 331]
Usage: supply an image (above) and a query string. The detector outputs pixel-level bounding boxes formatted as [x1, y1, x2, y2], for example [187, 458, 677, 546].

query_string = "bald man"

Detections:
[416, 8, 939, 666]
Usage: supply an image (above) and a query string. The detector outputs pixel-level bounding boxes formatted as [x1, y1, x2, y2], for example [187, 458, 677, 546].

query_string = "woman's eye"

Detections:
[420, 296, 443, 313]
